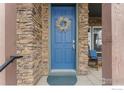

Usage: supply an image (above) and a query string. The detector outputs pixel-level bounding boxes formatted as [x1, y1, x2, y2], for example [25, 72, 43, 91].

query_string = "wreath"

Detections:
[56, 16, 71, 31]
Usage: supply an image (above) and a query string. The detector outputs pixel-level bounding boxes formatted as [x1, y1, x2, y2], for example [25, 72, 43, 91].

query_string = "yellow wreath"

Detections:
[56, 16, 71, 31]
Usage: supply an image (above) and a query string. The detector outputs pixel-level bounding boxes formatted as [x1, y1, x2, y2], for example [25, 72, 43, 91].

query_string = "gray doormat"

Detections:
[47, 75, 77, 85]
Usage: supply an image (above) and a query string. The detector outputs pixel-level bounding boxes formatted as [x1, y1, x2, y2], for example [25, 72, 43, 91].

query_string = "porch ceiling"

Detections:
[88, 3, 102, 17]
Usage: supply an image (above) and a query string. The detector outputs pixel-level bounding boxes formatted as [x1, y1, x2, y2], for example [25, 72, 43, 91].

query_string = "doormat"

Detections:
[47, 75, 77, 85]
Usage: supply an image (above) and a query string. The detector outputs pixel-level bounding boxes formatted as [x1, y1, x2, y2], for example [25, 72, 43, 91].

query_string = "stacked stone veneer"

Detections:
[78, 4, 89, 75]
[16, 3, 88, 85]
[89, 17, 101, 26]
[16, 3, 49, 85]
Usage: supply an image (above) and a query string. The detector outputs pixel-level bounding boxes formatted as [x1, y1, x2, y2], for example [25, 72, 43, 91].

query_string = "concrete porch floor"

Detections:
[36, 67, 102, 85]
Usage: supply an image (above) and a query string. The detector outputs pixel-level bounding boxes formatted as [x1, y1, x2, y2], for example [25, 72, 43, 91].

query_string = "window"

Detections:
[88, 26, 102, 58]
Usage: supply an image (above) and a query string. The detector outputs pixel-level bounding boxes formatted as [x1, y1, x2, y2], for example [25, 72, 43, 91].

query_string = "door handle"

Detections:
[72, 44, 75, 49]
[72, 40, 75, 49]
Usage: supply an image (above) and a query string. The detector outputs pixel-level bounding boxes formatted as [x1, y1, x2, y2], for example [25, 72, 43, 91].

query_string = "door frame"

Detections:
[48, 4, 79, 74]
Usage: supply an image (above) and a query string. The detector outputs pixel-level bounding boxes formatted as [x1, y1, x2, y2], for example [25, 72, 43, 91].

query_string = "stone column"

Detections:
[78, 4, 89, 75]
[16, 3, 49, 85]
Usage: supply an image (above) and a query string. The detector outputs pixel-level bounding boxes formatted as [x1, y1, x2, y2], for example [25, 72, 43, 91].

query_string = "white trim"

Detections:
[88, 26, 92, 50]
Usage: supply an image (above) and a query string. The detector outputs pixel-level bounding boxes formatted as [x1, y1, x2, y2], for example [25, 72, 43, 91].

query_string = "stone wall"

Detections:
[89, 17, 101, 26]
[16, 3, 49, 85]
[16, 4, 34, 85]
[41, 4, 49, 75]
[78, 4, 89, 75]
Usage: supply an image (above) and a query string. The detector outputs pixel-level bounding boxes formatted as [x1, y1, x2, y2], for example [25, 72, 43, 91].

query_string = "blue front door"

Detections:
[51, 5, 76, 69]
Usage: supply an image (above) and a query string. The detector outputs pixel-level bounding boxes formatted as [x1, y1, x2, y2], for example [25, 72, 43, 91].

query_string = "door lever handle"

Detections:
[72, 40, 75, 49]
[73, 40, 75, 44]
[72, 44, 75, 49]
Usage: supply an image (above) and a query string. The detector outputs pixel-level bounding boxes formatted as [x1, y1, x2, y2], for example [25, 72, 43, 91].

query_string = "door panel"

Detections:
[51, 5, 76, 69]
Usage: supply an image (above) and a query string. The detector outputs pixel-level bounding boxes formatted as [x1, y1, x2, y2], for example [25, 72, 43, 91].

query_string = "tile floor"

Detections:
[37, 67, 102, 85]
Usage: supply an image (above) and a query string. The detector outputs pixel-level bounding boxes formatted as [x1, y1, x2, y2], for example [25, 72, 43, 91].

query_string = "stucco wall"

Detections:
[102, 3, 124, 85]
[5, 3, 17, 85]
[102, 4, 112, 85]
[112, 3, 124, 85]
[0, 4, 16, 85]
[0, 3, 6, 85]
[16, 3, 88, 85]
